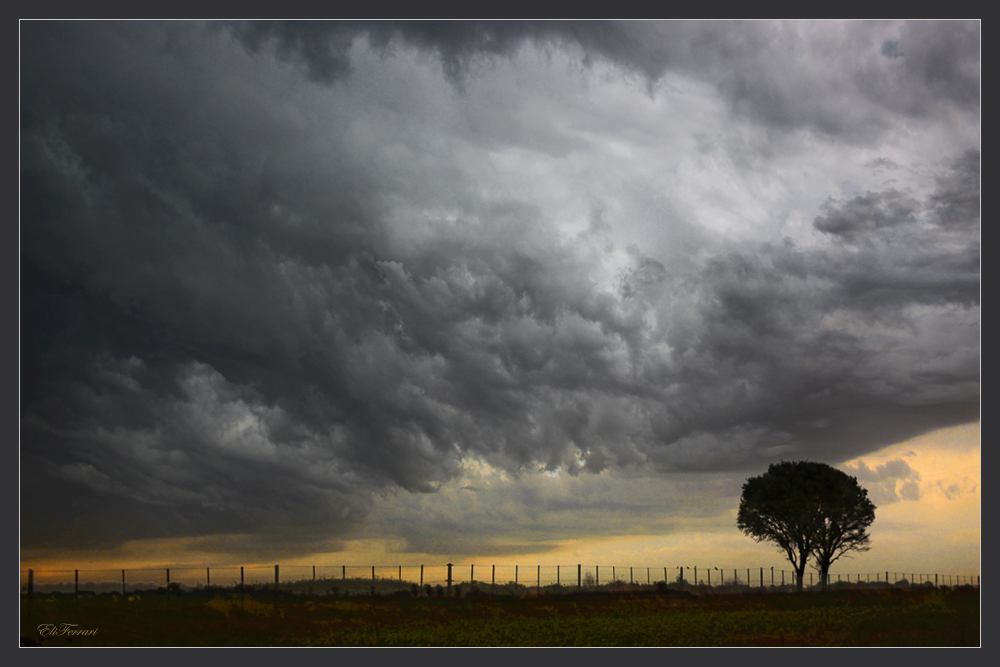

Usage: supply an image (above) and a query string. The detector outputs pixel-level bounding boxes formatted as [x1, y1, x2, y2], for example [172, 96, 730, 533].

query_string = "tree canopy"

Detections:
[736, 461, 876, 590]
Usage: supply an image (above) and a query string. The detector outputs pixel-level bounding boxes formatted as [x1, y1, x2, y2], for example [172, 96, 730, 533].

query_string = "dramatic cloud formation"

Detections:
[21, 21, 979, 561]
[844, 457, 922, 504]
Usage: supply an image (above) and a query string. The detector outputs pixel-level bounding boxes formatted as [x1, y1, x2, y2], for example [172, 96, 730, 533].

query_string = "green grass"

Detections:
[21, 586, 979, 647]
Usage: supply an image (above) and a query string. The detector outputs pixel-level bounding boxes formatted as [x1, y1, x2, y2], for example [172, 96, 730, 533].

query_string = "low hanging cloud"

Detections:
[21, 21, 978, 555]
[813, 190, 919, 239]
[844, 458, 923, 504]
[225, 20, 980, 139]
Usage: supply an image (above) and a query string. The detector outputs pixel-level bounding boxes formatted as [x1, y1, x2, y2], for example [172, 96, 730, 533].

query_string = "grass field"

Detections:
[21, 585, 980, 647]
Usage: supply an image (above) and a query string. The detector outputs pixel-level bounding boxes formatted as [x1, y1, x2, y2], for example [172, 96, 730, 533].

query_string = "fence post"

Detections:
[492, 564, 495, 586]
[557, 565, 560, 586]
[515, 565, 518, 585]
[578, 564, 581, 589]
[664, 567, 667, 584]
[596, 566, 599, 586]
[122, 569, 126, 596]
[372, 566, 375, 581]
[537, 565, 540, 594]
[420, 565, 424, 586]
[275, 565, 279, 587]
[207, 567, 211, 587]
[935, 574, 938, 587]
[342, 565, 346, 580]
[693, 567, 696, 586]
[760, 567, 763, 588]
[647, 567, 650, 585]
[75, 569, 79, 600]
[446, 563, 453, 595]
[471, 564, 474, 583]
[241, 566, 244, 606]
[313, 565, 316, 581]
[630, 567, 633, 584]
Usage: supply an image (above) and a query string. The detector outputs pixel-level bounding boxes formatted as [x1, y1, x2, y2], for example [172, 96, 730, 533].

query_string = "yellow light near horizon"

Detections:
[22, 423, 980, 582]
[841, 424, 980, 576]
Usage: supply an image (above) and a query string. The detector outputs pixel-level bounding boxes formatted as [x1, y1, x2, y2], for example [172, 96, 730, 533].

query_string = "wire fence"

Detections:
[19, 563, 980, 597]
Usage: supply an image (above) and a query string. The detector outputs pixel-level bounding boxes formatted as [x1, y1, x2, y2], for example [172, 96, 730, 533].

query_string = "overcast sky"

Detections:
[21, 21, 979, 573]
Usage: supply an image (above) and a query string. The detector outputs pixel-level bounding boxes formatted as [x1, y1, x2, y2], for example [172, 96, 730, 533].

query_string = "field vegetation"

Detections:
[21, 579, 979, 647]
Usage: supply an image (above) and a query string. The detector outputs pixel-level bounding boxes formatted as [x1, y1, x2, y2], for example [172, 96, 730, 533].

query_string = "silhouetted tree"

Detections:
[737, 461, 875, 591]
[808, 467, 876, 589]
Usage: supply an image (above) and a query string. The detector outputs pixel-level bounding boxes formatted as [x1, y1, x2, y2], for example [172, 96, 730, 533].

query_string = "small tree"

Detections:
[737, 461, 875, 591]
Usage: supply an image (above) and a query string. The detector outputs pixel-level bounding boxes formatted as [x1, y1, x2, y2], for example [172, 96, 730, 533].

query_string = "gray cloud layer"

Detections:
[21, 21, 979, 555]
[227, 20, 980, 139]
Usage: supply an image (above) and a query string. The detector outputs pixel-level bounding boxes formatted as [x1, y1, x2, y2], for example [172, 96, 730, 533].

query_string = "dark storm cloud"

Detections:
[868, 21, 981, 115]
[21, 21, 979, 554]
[226, 20, 980, 141]
[930, 149, 981, 229]
[225, 21, 674, 87]
[818, 152, 980, 239]
[813, 190, 919, 238]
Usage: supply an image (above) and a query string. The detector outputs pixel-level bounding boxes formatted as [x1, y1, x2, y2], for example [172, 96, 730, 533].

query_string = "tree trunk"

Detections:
[796, 569, 804, 592]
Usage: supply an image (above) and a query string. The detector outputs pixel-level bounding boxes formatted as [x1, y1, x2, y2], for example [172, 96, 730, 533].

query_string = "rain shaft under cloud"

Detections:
[20, 21, 979, 557]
